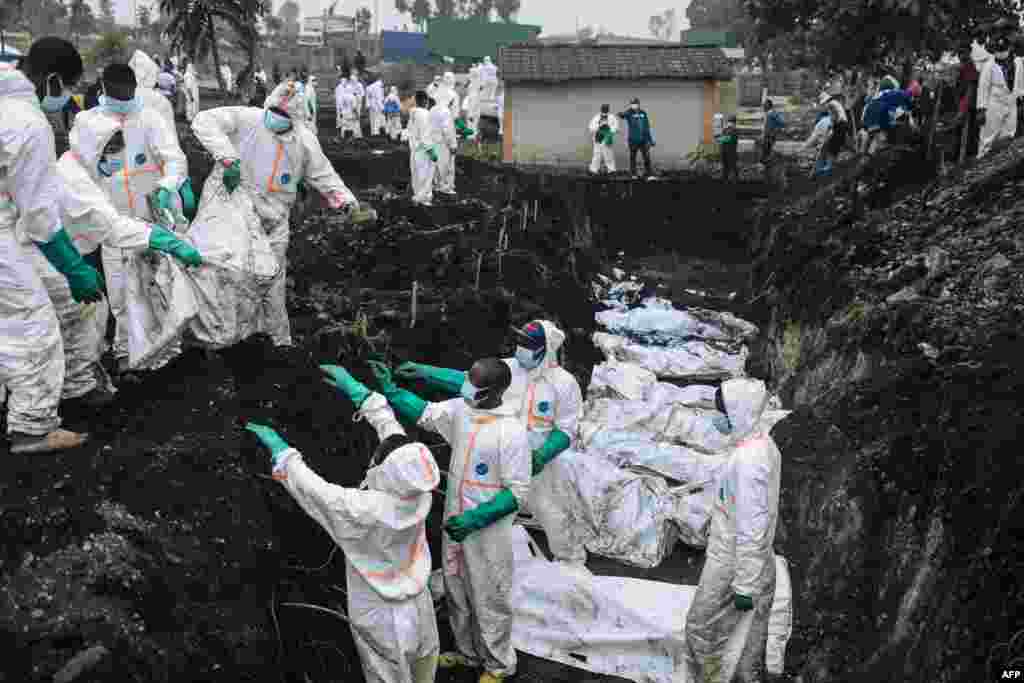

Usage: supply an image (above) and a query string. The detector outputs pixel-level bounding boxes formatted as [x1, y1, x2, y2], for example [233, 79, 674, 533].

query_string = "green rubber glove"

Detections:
[734, 594, 754, 611]
[180, 178, 197, 221]
[149, 225, 202, 267]
[244, 422, 291, 463]
[319, 364, 371, 409]
[394, 362, 466, 396]
[368, 360, 427, 425]
[531, 429, 571, 476]
[444, 488, 519, 542]
[36, 228, 104, 303]
[425, 146, 439, 163]
[222, 159, 242, 193]
[454, 118, 475, 139]
[155, 187, 176, 211]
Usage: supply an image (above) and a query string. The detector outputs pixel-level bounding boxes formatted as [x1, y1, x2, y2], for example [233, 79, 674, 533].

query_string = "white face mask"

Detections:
[515, 345, 543, 370]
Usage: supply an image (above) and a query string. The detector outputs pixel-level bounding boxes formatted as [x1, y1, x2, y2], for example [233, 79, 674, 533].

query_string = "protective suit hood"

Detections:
[0, 69, 39, 105]
[264, 80, 310, 125]
[972, 41, 994, 64]
[68, 109, 123, 174]
[719, 378, 770, 440]
[534, 319, 566, 372]
[443, 71, 456, 88]
[364, 442, 440, 502]
[129, 50, 160, 89]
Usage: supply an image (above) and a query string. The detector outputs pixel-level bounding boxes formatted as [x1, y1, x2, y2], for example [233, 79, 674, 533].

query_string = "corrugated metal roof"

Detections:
[426, 17, 542, 61]
[499, 44, 733, 83]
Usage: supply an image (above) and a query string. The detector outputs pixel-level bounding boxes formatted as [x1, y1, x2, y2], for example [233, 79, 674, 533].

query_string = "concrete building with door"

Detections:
[497, 43, 734, 169]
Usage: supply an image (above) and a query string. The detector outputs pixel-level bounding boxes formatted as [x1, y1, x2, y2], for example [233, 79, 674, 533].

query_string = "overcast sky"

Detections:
[111, 0, 692, 39]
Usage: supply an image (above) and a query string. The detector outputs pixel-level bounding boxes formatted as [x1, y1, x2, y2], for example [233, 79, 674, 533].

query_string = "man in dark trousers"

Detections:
[955, 43, 980, 160]
[618, 97, 656, 177]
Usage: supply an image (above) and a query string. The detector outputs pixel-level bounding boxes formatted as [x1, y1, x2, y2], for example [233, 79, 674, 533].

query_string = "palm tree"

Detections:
[160, 0, 266, 93]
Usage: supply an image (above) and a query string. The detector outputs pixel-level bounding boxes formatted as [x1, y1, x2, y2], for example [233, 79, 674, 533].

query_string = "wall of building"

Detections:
[504, 79, 706, 169]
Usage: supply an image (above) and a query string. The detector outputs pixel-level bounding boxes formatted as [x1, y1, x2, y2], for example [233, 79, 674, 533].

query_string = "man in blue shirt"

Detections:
[618, 97, 656, 177]
[760, 98, 785, 163]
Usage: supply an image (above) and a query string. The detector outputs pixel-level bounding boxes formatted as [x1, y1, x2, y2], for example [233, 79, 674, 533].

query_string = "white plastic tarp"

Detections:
[596, 297, 759, 347]
[125, 252, 198, 370]
[587, 360, 658, 402]
[509, 526, 794, 683]
[531, 450, 694, 567]
[593, 332, 749, 381]
[578, 396, 733, 454]
[184, 167, 280, 348]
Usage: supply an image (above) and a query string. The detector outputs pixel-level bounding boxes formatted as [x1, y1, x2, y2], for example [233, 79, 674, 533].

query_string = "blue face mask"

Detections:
[515, 345, 543, 371]
[39, 73, 70, 113]
[264, 109, 293, 134]
[460, 379, 489, 408]
[98, 156, 124, 177]
[99, 94, 142, 115]
[41, 93, 71, 113]
[712, 413, 733, 435]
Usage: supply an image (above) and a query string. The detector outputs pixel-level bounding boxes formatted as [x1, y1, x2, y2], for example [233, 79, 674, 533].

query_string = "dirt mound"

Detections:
[749, 137, 1024, 682]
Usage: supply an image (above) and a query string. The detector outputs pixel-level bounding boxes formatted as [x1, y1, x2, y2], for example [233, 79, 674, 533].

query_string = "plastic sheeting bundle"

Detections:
[596, 297, 759, 348]
[126, 252, 198, 370]
[593, 331, 749, 381]
[507, 526, 794, 683]
[183, 167, 281, 348]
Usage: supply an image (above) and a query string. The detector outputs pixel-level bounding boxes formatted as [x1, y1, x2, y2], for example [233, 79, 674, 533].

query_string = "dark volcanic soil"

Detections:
[3, 112, 768, 683]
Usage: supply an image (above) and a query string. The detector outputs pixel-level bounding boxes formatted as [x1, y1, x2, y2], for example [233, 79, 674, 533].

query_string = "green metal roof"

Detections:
[426, 17, 542, 61]
[681, 30, 739, 48]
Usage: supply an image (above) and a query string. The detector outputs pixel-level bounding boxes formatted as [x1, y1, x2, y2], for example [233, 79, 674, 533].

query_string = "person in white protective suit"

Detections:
[384, 86, 403, 141]
[305, 74, 319, 134]
[245, 363, 443, 683]
[479, 56, 498, 104]
[0, 37, 105, 453]
[51, 120, 203, 407]
[128, 50, 179, 145]
[589, 104, 618, 174]
[394, 321, 585, 565]
[429, 96, 458, 197]
[80, 63, 189, 378]
[350, 71, 366, 138]
[682, 378, 782, 683]
[462, 65, 482, 142]
[438, 72, 461, 122]
[191, 81, 358, 347]
[974, 41, 1016, 158]
[496, 89, 504, 137]
[402, 91, 436, 206]
[426, 74, 442, 101]
[369, 357, 531, 683]
[366, 78, 386, 137]
[220, 63, 233, 95]
[183, 62, 199, 121]
[336, 81, 361, 141]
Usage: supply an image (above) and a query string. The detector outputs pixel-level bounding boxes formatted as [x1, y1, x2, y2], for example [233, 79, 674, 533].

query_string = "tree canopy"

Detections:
[396, 0, 521, 26]
[745, 0, 1022, 72]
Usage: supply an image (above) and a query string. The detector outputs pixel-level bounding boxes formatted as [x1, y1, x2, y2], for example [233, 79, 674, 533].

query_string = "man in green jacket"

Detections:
[618, 97, 656, 177]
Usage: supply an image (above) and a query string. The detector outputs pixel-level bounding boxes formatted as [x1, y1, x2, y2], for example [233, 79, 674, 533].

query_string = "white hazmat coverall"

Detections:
[589, 112, 618, 173]
[501, 321, 585, 564]
[275, 392, 441, 683]
[404, 106, 435, 206]
[479, 57, 498, 104]
[974, 42, 1017, 158]
[366, 80, 386, 136]
[129, 50, 180, 146]
[0, 70, 67, 436]
[76, 105, 186, 367]
[192, 81, 356, 346]
[682, 378, 782, 683]
[417, 395, 531, 677]
[350, 76, 366, 137]
[183, 64, 200, 121]
[429, 102, 457, 195]
[51, 115, 166, 399]
[336, 84, 361, 139]
[463, 66, 482, 140]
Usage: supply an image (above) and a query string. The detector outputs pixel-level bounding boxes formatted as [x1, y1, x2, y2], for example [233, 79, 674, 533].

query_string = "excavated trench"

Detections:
[8, 108, 1015, 683]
